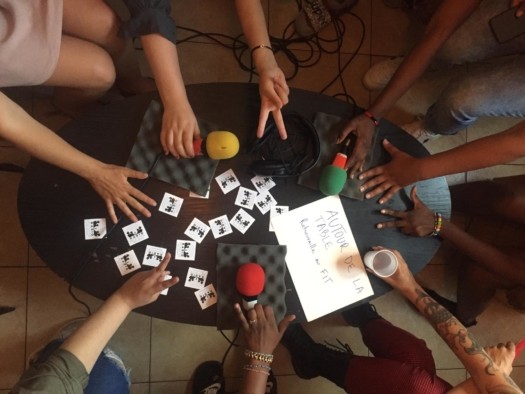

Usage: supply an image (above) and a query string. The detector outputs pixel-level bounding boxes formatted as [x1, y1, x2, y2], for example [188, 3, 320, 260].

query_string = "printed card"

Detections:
[143, 245, 167, 267]
[251, 175, 275, 193]
[209, 215, 233, 239]
[184, 218, 211, 244]
[84, 218, 106, 240]
[195, 284, 217, 310]
[189, 188, 210, 199]
[185, 267, 208, 290]
[230, 208, 255, 234]
[234, 187, 257, 210]
[215, 169, 240, 194]
[159, 192, 184, 217]
[160, 275, 172, 296]
[122, 220, 149, 246]
[255, 191, 277, 215]
[175, 239, 196, 261]
[269, 205, 289, 231]
[114, 250, 141, 276]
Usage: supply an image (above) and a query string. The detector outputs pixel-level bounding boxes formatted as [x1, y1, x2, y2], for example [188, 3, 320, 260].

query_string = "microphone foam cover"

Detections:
[205, 131, 239, 160]
[319, 165, 348, 195]
[236, 263, 265, 297]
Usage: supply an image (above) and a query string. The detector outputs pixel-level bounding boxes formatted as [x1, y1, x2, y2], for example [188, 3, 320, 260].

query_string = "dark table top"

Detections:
[18, 82, 451, 326]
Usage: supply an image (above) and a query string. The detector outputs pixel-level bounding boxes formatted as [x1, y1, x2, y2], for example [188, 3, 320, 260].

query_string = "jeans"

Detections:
[36, 339, 131, 394]
[422, 0, 525, 134]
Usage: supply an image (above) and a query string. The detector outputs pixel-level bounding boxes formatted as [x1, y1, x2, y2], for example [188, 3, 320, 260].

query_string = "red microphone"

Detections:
[236, 262, 265, 310]
[515, 338, 525, 359]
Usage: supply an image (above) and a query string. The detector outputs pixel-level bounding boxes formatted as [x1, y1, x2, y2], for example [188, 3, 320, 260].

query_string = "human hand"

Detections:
[87, 164, 157, 224]
[376, 186, 435, 236]
[234, 303, 295, 354]
[160, 102, 200, 159]
[256, 63, 290, 139]
[511, 0, 525, 17]
[484, 341, 516, 375]
[337, 114, 375, 178]
[116, 253, 179, 310]
[358, 139, 420, 204]
[366, 246, 418, 293]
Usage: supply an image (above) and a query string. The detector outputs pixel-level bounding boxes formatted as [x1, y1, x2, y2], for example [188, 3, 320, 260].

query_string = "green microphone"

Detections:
[319, 153, 348, 195]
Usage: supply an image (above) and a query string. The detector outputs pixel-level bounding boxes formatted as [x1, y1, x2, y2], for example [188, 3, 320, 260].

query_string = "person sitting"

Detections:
[282, 248, 523, 393]
[377, 183, 525, 326]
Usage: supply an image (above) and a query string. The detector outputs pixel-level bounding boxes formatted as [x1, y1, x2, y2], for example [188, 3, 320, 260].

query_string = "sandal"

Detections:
[294, 0, 359, 37]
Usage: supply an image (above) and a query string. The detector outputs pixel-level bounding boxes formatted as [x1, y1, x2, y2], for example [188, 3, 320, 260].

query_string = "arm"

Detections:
[0, 92, 156, 223]
[234, 0, 289, 139]
[373, 248, 522, 393]
[359, 119, 525, 203]
[338, 0, 481, 177]
[234, 303, 295, 394]
[60, 254, 179, 372]
[378, 187, 525, 284]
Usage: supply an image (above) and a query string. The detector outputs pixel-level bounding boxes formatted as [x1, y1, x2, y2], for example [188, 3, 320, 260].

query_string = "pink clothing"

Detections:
[0, 0, 63, 87]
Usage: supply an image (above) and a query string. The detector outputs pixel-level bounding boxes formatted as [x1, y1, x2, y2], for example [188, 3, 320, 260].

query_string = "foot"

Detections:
[362, 57, 404, 90]
[192, 361, 225, 394]
[282, 323, 353, 380]
[401, 118, 439, 144]
[342, 302, 380, 327]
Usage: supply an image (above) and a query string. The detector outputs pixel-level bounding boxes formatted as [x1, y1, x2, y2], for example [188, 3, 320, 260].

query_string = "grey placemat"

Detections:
[298, 112, 375, 200]
[216, 243, 288, 330]
[126, 100, 220, 196]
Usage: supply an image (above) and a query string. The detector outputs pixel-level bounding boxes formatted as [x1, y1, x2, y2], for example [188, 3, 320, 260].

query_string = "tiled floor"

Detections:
[1, 1, 525, 393]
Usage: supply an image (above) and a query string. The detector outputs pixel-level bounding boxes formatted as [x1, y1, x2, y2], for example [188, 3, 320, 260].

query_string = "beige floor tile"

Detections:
[436, 369, 467, 387]
[511, 366, 525, 389]
[28, 247, 46, 267]
[150, 381, 191, 393]
[0, 268, 27, 389]
[131, 382, 150, 394]
[467, 164, 525, 183]
[0, 173, 28, 267]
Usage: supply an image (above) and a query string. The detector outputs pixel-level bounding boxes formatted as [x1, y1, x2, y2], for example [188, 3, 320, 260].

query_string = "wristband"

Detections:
[251, 44, 274, 57]
[431, 212, 443, 237]
[363, 110, 380, 127]
[244, 349, 274, 364]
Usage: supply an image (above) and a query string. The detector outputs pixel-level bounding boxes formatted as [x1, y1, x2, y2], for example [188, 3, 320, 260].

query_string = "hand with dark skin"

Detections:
[337, 115, 375, 179]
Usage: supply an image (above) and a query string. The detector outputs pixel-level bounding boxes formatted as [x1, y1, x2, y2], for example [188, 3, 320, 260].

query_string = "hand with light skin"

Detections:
[235, 303, 295, 354]
[255, 57, 289, 140]
[358, 139, 422, 203]
[160, 100, 200, 159]
[364, 246, 418, 293]
[511, 0, 525, 17]
[87, 164, 157, 224]
[376, 186, 435, 236]
[336, 115, 376, 179]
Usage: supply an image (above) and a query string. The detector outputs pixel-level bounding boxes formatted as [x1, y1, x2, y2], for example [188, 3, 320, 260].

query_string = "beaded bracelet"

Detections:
[251, 44, 274, 57]
[243, 365, 270, 376]
[431, 212, 443, 237]
[244, 349, 274, 364]
[244, 363, 271, 371]
[363, 110, 380, 127]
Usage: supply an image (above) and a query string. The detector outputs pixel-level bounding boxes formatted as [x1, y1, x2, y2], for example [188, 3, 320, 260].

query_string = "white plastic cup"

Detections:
[363, 250, 398, 278]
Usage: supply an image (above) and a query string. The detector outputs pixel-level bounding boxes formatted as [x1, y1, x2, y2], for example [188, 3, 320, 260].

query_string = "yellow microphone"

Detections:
[193, 131, 239, 160]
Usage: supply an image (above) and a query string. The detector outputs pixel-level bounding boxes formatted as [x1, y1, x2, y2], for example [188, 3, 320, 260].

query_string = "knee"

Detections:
[88, 52, 116, 92]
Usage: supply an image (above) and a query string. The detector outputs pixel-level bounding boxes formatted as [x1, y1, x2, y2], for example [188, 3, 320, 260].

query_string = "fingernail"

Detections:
[350, 173, 354, 179]
[365, 193, 370, 199]
[360, 187, 364, 192]
[380, 209, 386, 214]
[358, 175, 363, 180]
[376, 224, 382, 229]
[379, 199, 384, 204]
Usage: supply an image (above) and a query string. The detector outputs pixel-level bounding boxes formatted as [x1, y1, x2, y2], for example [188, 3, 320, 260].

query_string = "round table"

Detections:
[18, 83, 451, 326]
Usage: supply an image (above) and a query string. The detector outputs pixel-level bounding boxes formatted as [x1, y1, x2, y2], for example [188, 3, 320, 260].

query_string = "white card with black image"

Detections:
[84, 218, 106, 240]
[255, 191, 277, 215]
[234, 187, 257, 210]
[195, 284, 217, 310]
[175, 239, 196, 261]
[185, 267, 208, 290]
[122, 220, 149, 246]
[142, 245, 167, 267]
[159, 192, 184, 217]
[215, 169, 240, 194]
[160, 275, 172, 296]
[251, 175, 275, 193]
[208, 215, 233, 239]
[230, 208, 255, 234]
[184, 218, 211, 244]
[114, 250, 141, 276]
[269, 205, 289, 231]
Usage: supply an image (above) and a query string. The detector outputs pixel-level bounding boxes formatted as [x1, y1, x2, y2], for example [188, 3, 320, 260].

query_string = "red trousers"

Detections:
[344, 319, 453, 393]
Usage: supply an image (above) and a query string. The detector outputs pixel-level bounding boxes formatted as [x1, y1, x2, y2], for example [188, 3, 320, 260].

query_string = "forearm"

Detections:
[399, 284, 521, 393]
[60, 293, 132, 373]
[0, 92, 106, 181]
[439, 220, 525, 284]
[140, 34, 190, 109]
[240, 360, 270, 394]
[417, 121, 525, 180]
[369, 0, 479, 119]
